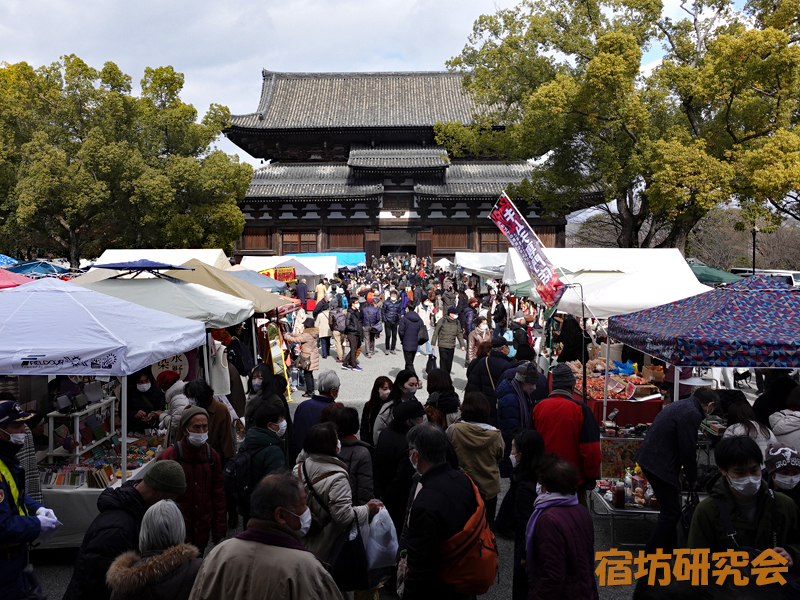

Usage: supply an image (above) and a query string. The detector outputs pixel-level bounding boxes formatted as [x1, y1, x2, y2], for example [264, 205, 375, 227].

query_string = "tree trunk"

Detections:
[69, 231, 81, 269]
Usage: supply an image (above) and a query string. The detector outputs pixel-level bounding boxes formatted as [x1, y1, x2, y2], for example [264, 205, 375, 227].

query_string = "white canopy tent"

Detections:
[239, 255, 336, 278]
[75, 278, 254, 328]
[453, 252, 507, 279]
[0, 278, 206, 482]
[434, 258, 453, 270]
[93, 249, 231, 271]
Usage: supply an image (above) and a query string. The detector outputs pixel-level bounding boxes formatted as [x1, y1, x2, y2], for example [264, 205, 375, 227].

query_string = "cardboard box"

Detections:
[643, 365, 665, 383]
[634, 384, 660, 398]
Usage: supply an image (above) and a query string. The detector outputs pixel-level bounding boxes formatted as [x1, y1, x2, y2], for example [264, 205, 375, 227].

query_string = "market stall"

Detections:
[0, 278, 206, 547]
[453, 252, 507, 279]
[226, 265, 288, 292]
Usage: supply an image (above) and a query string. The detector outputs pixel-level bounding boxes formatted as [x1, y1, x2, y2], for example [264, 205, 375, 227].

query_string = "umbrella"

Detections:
[0, 270, 33, 289]
[6, 260, 68, 276]
[92, 259, 194, 272]
[688, 261, 742, 285]
[0, 255, 17, 267]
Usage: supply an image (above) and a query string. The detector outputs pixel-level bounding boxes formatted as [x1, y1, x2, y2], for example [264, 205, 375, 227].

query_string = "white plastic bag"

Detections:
[366, 508, 399, 569]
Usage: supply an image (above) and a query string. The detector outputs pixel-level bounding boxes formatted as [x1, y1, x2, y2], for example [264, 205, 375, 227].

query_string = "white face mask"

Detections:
[276, 420, 287, 437]
[536, 482, 543, 495]
[479, 324, 488, 330]
[378, 388, 391, 401]
[509, 454, 519, 469]
[137, 382, 151, 393]
[336, 439, 342, 454]
[2, 429, 26, 447]
[727, 474, 761, 496]
[294, 506, 313, 537]
[409, 449, 419, 473]
[187, 432, 208, 447]
[775, 473, 800, 490]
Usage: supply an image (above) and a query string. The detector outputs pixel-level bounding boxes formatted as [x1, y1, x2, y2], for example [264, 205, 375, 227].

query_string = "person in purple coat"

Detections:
[525, 454, 598, 600]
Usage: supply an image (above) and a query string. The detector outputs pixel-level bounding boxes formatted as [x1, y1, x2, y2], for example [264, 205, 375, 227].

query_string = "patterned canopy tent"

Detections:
[608, 275, 800, 367]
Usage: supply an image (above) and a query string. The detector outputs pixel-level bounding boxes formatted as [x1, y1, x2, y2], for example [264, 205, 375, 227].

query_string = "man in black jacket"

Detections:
[294, 279, 308, 307]
[62, 460, 186, 600]
[382, 290, 402, 355]
[508, 312, 529, 350]
[343, 297, 363, 371]
[465, 337, 515, 425]
[400, 423, 478, 600]
[398, 303, 423, 376]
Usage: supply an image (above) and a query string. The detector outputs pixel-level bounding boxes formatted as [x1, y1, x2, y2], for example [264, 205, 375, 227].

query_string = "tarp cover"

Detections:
[688, 261, 742, 285]
[0, 254, 17, 266]
[239, 255, 336, 277]
[164, 259, 295, 313]
[608, 275, 800, 367]
[0, 278, 206, 376]
[78, 277, 254, 328]
[225, 268, 288, 292]
[292, 252, 364, 267]
[454, 252, 507, 278]
[6, 260, 68, 276]
[94, 249, 230, 271]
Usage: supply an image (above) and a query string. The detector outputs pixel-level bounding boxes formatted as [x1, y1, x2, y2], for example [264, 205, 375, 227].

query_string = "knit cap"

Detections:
[144, 460, 187, 495]
[179, 406, 209, 431]
[515, 362, 540, 384]
[155, 370, 180, 390]
[551, 363, 576, 389]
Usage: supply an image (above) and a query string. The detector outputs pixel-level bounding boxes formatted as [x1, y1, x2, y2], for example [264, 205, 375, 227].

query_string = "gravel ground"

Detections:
[37, 345, 759, 599]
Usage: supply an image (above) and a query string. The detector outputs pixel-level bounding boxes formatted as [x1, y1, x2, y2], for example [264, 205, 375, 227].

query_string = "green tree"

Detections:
[437, 0, 800, 252]
[0, 56, 250, 266]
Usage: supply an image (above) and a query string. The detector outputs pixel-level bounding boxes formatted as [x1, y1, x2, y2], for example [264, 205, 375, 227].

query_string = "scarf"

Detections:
[510, 379, 532, 430]
[525, 492, 578, 572]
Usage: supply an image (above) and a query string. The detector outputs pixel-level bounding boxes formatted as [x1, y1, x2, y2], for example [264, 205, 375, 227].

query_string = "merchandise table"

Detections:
[40, 458, 159, 548]
[586, 396, 663, 426]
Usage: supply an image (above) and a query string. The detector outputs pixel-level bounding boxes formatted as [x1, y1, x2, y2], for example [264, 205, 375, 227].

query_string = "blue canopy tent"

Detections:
[92, 259, 193, 277]
[608, 275, 800, 369]
[227, 269, 288, 292]
[6, 260, 68, 276]
[294, 252, 365, 268]
[0, 254, 17, 267]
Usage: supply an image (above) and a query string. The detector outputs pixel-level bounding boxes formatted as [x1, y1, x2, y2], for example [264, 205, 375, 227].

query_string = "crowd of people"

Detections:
[4, 254, 800, 599]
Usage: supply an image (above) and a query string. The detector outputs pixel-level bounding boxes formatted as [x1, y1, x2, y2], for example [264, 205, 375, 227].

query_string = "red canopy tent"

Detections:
[0, 270, 33, 289]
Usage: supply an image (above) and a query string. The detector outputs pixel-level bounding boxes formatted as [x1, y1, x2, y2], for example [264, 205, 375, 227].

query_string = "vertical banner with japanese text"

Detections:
[489, 192, 565, 308]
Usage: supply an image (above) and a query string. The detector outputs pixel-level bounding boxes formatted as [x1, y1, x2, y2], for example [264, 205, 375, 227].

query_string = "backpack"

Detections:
[223, 445, 259, 509]
[172, 441, 214, 466]
[417, 323, 429, 345]
[331, 309, 347, 332]
[437, 473, 498, 595]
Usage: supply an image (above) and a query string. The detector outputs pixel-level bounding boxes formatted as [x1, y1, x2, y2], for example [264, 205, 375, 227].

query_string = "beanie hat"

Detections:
[304, 317, 315, 328]
[144, 460, 187, 495]
[179, 406, 209, 431]
[447, 306, 459, 315]
[515, 362, 540, 384]
[551, 363, 576, 389]
[765, 442, 800, 473]
[514, 311, 525, 321]
[156, 370, 180, 390]
[469, 297, 479, 306]
[394, 400, 426, 422]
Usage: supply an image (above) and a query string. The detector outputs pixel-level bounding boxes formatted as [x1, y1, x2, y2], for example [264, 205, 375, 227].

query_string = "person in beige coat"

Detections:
[468, 317, 492, 364]
[293, 422, 382, 563]
[447, 391, 504, 528]
[188, 473, 343, 600]
[315, 304, 332, 360]
[285, 318, 320, 398]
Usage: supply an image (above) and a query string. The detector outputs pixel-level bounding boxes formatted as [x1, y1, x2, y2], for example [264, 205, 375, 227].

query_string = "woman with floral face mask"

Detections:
[126, 367, 166, 433]
[157, 407, 226, 552]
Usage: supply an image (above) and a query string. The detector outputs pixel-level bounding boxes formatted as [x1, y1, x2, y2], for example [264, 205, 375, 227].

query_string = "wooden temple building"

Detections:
[225, 70, 594, 262]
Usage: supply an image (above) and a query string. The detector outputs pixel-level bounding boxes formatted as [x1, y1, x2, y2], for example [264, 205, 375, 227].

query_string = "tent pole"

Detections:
[205, 336, 213, 386]
[674, 365, 680, 401]
[251, 315, 258, 362]
[121, 377, 127, 484]
[603, 339, 611, 421]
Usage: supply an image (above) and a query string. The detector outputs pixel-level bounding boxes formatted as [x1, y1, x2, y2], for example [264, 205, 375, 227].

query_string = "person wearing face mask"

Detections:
[382, 291, 402, 355]
[179, 379, 236, 461]
[764, 442, 800, 508]
[496, 363, 539, 478]
[236, 400, 288, 526]
[290, 370, 341, 462]
[689, 436, 800, 567]
[360, 376, 394, 444]
[468, 316, 492, 364]
[465, 337, 516, 426]
[398, 302, 423, 375]
[127, 367, 166, 433]
[156, 370, 190, 446]
[431, 306, 465, 374]
[157, 407, 226, 552]
[634, 387, 716, 553]
[294, 423, 382, 565]
[372, 370, 419, 445]
[64, 461, 187, 600]
[0, 401, 59, 599]
[188, 473, 344, 600]
[375, 400, 426, 535]
[415, 297, 435, 356]
[343, 297, 364, 371]
[461, 297, 479, 367]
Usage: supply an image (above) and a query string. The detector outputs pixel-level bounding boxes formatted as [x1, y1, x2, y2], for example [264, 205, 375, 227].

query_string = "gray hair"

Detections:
[300, 278, 307, 283]
[318, 370, 340, 395]
[250, 472, 302, 521]
[139, 500, 185, 553]
[407, 423, 447, 466]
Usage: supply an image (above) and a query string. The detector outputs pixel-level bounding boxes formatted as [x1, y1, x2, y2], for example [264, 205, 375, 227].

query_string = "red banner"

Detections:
[489, 193, 565, 308]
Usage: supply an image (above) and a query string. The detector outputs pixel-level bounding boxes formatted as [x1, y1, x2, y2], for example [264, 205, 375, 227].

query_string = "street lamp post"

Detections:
[752, 226, 759, 275]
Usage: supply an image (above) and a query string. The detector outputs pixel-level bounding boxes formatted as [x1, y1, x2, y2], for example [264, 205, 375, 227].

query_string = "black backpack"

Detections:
[223, 446, 259, 509]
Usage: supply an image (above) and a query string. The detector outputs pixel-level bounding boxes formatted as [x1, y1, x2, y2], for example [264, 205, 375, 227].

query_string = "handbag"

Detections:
[371, 322, 384, 334]
[426, 354, 437, 374]
[302, 462, 369, 591]
[295, 352, 311, 371]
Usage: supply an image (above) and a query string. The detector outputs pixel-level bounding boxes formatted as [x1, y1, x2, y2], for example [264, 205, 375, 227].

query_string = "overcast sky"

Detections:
[1, 0, 732, 167]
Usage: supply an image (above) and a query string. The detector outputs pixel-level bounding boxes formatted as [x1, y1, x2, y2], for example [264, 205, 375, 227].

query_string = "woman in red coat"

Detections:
[157, 406, 227, 551]
[525, 454, 598, 600]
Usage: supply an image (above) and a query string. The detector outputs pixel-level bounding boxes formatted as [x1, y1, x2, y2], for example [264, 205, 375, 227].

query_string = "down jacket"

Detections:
[284, 328, 320, 372]
[293, 453, 370, 562]
[497, 378, 533, 477]
[465, 350, 515, 425]
[447, 421, 504, 500]
[159, 380, 190, 445]
[158, 440, 227, 550]
[381, 299, 402, 324]
[769, 409, 800, 452]
[431, 317, 464, 349]
[338, 437, 374, 506]
[106, 544, 202, 600]
[63, 482, 149, 600]
[526, 505, 598, 600]
[398, 311, 423, 351]
[345, 308, 364, 338]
